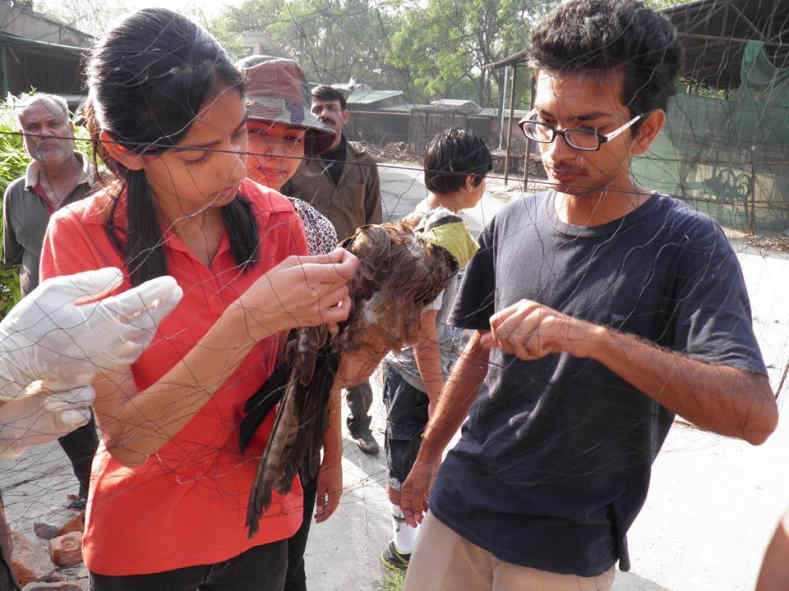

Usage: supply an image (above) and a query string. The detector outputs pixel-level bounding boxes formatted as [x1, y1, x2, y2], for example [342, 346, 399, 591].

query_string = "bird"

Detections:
[241, 213, 459, 537]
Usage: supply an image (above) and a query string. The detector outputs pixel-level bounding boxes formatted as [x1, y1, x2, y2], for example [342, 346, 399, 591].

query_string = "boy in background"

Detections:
[380, 128, 491, 572]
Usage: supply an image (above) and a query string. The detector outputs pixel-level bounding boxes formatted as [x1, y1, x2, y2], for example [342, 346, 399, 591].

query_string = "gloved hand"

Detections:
[0, 267, 183, 399]
[0, 385, 95, 457]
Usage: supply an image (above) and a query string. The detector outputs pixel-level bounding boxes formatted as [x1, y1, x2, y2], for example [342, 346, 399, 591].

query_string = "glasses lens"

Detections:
[522, 121, 552, 142]
[565, 129, 600, 150]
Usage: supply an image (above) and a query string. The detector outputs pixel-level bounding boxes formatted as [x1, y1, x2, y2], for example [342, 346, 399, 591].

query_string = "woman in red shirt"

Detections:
[40, 8, 357, 590]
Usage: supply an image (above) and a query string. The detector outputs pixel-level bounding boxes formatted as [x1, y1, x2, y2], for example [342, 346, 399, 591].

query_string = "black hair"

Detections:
[423, 128, 492, 195]
[310, 85, 347, 110]
[529, 0, 682, 126]
[85, 8, 258, 286]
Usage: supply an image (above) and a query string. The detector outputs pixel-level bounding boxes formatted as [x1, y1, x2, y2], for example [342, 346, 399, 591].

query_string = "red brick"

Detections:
[48, 532, 83, 568]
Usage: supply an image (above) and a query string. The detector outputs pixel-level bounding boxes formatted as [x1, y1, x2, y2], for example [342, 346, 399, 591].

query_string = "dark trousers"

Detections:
[90, 541, 288, 591]
[58, 413, 98, 497]
[283, 477, 317, 591]
[345, 381, 372, 436]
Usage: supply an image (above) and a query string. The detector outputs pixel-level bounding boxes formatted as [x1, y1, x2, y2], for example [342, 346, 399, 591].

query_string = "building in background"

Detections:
[0, 3, 93, 105]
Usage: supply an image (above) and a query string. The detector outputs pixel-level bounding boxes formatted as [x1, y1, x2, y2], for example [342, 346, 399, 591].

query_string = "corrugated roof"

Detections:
[0, 31, 86, 54]
[347, 89, 404, 104]
[663, 0, 789, 89]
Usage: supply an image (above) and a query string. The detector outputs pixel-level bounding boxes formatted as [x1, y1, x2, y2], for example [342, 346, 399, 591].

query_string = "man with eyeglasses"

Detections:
[282, 84, 383, 456]
[399, 1, 776, 590]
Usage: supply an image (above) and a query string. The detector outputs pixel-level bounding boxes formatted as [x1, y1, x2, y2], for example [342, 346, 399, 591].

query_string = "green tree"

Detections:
[0, 99, 26, 317]
[215, 0, 404, 89]
[387, 0, 551, 106]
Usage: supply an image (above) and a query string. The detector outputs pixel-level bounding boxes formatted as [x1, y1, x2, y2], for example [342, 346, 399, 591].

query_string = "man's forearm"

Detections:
[418, 331, 489, 460]
[585, 324, 777, 445]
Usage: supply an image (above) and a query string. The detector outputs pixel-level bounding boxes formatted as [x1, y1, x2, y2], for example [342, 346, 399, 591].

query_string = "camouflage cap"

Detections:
[238, 55, 336, 155]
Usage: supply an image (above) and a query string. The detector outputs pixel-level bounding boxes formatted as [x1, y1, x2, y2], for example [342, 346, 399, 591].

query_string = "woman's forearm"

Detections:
[92, 302, 264, 465]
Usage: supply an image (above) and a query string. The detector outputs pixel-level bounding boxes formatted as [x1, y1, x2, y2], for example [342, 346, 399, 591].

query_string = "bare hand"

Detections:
[400, 454, 440, 527]
[314, 458, 342, 523]
[239, 248, 359, 339]
[482, 299, 592, 360]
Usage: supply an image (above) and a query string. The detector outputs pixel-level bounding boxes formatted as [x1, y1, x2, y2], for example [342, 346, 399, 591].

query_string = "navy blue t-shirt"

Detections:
[430, 192, 766, 576]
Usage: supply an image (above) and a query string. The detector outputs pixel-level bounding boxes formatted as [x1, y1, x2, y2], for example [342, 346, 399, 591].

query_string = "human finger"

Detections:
[315, 247, 360, 280]
[489, 308, 526, 351]
[400, 480, 425, 527]
[315, 489, 340, 523]
[323, 489, 341, 522]
[299, 248, 359, 283]
[488, 302, 521, 328]
[295, 260, 357, 289]
[276, 249, 358, 281]
[320, 294, 352, 325]
[314, 490, 328, 521]
[478, 332, 494, 349]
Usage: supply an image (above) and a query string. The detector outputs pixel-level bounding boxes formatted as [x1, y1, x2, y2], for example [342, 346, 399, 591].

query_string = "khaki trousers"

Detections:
[403, 513, 616, 591]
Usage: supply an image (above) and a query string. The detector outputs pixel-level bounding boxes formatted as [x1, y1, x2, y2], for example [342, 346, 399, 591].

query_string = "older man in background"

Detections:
[2, 93, 99, 510]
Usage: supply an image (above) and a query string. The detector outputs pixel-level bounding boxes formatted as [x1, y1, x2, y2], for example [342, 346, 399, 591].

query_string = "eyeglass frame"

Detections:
[517, 112, 645, 152]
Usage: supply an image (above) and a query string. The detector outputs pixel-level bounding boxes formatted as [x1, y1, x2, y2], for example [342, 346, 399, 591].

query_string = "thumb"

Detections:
[47, 267, 124, 304]
[479, 332, 495, 349]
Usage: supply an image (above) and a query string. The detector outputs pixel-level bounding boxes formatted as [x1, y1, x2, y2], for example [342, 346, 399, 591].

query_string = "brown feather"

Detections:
[245, 219, 456, 537]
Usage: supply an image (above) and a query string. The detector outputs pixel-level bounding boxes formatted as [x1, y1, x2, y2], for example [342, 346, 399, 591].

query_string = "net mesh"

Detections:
[0, 2, 787, 591]
[632, 40, 789, 234]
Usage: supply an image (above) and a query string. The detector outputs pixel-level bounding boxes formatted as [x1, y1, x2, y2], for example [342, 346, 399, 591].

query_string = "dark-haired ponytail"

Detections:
[125, 170, 167, 286]
[222, 197, 259, 273]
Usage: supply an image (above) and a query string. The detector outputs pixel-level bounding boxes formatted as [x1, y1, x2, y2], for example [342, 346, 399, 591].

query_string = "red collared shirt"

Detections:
[40, 178, 307, 575]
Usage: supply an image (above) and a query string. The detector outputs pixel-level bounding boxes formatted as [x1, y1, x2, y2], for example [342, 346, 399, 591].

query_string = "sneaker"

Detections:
[381, 541, 410, 572]
[66, 494, 86, 511]
[352, 430, 380, 455]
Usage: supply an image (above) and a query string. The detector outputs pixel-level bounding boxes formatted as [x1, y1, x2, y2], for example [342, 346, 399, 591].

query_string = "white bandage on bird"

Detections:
[0, 267, 183, 455]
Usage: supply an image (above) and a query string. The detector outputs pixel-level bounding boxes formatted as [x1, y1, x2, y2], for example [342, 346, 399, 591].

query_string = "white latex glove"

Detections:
[0, 267, 183, 399]
[0, 385, 95, 456]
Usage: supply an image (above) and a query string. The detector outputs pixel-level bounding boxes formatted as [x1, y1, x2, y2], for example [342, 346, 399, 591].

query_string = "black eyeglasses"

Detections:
[518, 112, 644, 152]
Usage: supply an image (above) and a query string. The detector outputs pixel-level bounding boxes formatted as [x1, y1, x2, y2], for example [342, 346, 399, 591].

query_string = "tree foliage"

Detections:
[28, 0, 697, 110]
[0, 100, 26, 317]
[387, 0, 550, 105]
[220, 0, 406, 90]
[214, 0, 552, 106]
